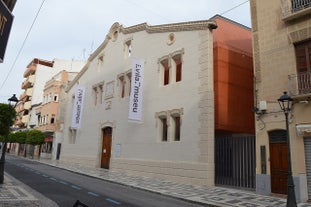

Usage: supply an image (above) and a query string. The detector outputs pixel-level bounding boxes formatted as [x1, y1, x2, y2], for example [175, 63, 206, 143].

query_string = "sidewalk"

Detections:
[0, 172, 57, 207]
[2, 155, 311, 207]
[35, 158, 311, 207]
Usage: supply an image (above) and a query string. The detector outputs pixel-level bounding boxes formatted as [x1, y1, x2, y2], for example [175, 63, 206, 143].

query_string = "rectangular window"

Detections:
[93, 87, 98, 105]
[99, 85, 103, 104]
[48, 93, 52, 102]
[125, 40, 132, 58]
[295, 40, 311, 73]
[118, 76, 126, 98]
[160, 117, 168, 141]
[53, 94, 59, 102]
[173, 55, 182, 82]
[295, 40, 311, 94]
[173, 116, 181, 141]
[51, 115, 55, 124]
[126, 72, 132, 96]
[161, 59, 170, 85]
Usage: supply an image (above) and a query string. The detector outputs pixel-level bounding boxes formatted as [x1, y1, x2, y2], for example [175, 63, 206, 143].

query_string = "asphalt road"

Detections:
[5, 156, 207, 207]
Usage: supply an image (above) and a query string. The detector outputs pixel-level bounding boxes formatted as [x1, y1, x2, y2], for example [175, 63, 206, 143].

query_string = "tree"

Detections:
[8, 132, 17, 143]
[15, 131, 27, 144]
[26, 130, 45, 158]
[26, 130, 45, 146]
[0, 103, 16, 136]
[14, 131, 27, 156]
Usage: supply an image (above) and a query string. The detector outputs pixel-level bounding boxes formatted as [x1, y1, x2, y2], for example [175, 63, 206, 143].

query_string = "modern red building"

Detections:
[213, 15, 254, 136]
[212, 15, 255, 190]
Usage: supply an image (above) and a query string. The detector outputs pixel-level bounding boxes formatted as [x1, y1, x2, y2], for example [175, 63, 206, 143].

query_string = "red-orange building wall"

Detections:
[213, 16, 255, 135]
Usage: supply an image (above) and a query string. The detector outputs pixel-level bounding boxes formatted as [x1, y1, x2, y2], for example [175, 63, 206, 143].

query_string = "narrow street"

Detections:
[5, 155, 206, 207]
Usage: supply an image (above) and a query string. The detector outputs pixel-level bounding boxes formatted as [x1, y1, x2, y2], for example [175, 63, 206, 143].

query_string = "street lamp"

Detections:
[278, 91, 297, 207]
[0, 94, 19, 184]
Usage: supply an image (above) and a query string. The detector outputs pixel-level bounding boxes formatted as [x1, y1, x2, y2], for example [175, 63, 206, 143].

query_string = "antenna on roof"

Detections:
[82, 48, 86, 61]
[89, 40, 94, 57]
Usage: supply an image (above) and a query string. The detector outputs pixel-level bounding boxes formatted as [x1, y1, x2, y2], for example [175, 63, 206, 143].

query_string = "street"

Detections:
[5, 155, 206, 207]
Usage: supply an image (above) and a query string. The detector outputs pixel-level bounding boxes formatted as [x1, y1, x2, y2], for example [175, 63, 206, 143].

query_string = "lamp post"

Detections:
[278, 91, 297, 207]
[0, 94, 18, 184]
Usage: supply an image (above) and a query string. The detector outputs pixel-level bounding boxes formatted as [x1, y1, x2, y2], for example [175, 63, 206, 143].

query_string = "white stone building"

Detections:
[61, 20, 218, 185]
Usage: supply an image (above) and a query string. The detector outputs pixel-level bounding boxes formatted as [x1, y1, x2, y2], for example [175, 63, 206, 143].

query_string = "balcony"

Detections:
[22, 114, 29, 124]
[26, 87, 33, 96]
[24, 101, 31, 110]
[19, 92, 28, 101]
[288, 71, 311, 98]
[282, 0, 311, 21]
[16, 103, 25, 113]
[21, 75, 35, 89]
[23, 64, 36, 78]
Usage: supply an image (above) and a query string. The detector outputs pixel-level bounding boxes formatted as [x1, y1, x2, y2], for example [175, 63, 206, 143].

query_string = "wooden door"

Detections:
[270, 142, 288, 194]
[101, 127, 112, 169]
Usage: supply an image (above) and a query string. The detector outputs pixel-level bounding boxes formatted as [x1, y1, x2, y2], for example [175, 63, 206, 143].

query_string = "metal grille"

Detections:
[268, 130, 287, 143]
[304, 137, 311, 199]
[292, 0, 311, 12]
[215, 136, 256, 190]
[282, 0, 311, 17]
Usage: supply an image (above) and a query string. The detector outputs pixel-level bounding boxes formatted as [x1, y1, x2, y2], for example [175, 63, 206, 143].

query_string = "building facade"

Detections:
[16, 58, 85, 129]
[250, 0, 311, 202]
[60, 17, 254, 187]
[36, 70, 79, 159]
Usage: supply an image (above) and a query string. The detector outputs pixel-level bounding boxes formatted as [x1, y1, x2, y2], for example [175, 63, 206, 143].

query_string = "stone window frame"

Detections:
[158, 49, 184, 86]
[156, 108, 183, 142]
[124, 37, 133, 58]
[92, 81, 105, 105]
[117, 69, 132, 99]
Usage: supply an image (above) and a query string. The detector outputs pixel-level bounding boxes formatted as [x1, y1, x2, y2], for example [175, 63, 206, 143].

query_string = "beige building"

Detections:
[36, 70, 78, 159]
[16, 58, 85, 129]
[250, 0, 311, 202]
[60, 16, 255, 188]
[61, 20, 217, 186]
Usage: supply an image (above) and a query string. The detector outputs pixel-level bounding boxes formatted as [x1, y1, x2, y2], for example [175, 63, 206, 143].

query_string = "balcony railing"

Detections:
[281, 0, 311, 19]
[288, 71, 311, 96]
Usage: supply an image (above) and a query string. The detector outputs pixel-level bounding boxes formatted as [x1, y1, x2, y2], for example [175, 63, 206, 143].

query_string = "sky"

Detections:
[0, 0, 251, 103]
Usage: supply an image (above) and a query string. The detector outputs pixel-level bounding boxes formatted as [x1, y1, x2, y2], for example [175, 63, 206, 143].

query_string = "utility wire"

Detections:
[0, 0, 249, 92]
[0, 0, 47, 91]
[220, 0, 250, 16]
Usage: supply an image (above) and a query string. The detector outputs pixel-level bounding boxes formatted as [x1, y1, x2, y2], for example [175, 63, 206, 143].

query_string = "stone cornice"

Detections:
[66, 20, 217, 92]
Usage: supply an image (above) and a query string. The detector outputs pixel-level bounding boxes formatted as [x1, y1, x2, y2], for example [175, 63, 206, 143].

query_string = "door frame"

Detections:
[100, 126, 112, 169]
[268, 129, 288, 195]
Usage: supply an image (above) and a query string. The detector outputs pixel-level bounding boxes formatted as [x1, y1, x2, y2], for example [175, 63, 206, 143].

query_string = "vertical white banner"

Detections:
[71, 86, 85, 129]
[129, 58, 144, 121]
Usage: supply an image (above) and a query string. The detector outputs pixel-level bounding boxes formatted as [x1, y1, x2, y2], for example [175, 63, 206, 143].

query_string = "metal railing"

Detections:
[281, 0, 311, 17]
[288, 71, 311, 96]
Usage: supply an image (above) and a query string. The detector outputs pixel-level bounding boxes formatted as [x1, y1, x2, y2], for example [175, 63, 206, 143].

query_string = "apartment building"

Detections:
[250, 0, 311, 202]
[16, 58, 85, 129]
[36, 70, 79, 159]
[60, 16, 254, 187]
